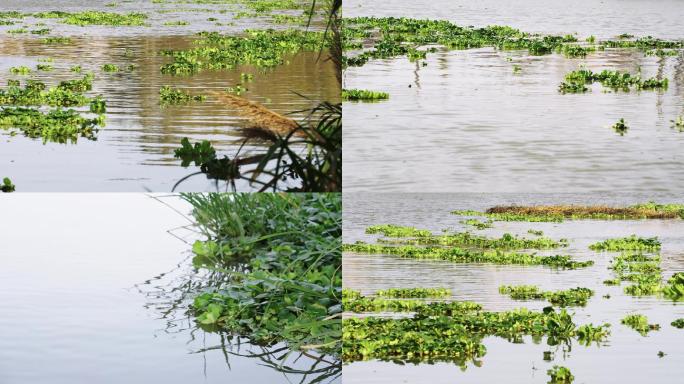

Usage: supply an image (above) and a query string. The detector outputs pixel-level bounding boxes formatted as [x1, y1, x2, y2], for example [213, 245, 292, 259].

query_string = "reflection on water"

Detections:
[0, 194, 340, 383]
[0, 2, 339, 191]
[343, 193, 684, 384]
[342, 0, 684, 193]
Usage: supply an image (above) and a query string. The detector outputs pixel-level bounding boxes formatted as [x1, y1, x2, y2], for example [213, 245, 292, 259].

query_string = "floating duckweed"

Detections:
[612, 118, 628, 135]
[9, 66, 31, 75]
[159, 86, 206, 105]
[589, 235, 660, 251]
[499, 285, 594, 307]
[1, 177, 15, 193]
[376, 287, 451, 298]
[62, 11, 148, 27]
[342, 89, 389, 101]
[344, 242, 593, 269]
[547, 366, 574, 383]
[621, 314, 660, 336]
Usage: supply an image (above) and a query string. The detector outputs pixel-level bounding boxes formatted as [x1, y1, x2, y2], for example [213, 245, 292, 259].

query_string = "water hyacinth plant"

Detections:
[184, 193, 341, 363]
[341, 89, 389, 101]
[589, 235, 661, 251]
[621, 314, 660, 336]
[1, 177, 15, 192]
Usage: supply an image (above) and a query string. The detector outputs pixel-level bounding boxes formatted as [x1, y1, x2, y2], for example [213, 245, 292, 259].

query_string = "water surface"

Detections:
[343, 0, 684, 193]
[0, 194, 338, 383]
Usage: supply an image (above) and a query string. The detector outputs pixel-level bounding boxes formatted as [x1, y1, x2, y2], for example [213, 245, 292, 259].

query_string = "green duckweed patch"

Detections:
[184, 193, 341, 354]
[1, 177, 15, 193]
[589, 235, 660, 251]
[159, 86, 206, 105]
[160, 29, 324, 75]
[621, 314, 660, 336]
[548, 366, 574, 383]
[342, 89, 389, 101]
[499, 285, 594, 307]
[343, 242, 593, 269]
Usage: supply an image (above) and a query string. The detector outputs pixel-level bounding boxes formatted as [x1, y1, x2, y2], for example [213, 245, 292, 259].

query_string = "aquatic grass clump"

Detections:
[341, 88, 389, 101]
[621, 314, 660, 336]
[499, 285, 594, 307]
[61, 11, 148, 27]
[376, 287, 451, 299]
[343, 242, 593, 269]
[160, 29, 325, 75]
[589, 235, 660, 251]
[185, 193, 341, 354]
[548, 366, 574, 383]
[1, 177, 15, 193]
[0, 107, 104, 143]
[159, 86, 206, 105]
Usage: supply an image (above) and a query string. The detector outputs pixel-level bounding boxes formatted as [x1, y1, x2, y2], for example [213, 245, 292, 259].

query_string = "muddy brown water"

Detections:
[0, 1, 339, 191]
[343, 193, 684, 384]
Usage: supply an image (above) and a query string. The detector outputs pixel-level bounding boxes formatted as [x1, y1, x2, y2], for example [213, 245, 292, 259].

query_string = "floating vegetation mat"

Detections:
[182, 193, 341, 361]
[341, 88, 389, 101]
[453, 202, 684, 222]
[342, 17, 683, 68]
[343, 290, 610, 366]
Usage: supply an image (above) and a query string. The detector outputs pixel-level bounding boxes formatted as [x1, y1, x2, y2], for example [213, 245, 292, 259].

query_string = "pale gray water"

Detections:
[0, 1, 338, 191]
[342, 0, 684, 193]
[0, 194, 338, 384]
[343, 193, 684, 384]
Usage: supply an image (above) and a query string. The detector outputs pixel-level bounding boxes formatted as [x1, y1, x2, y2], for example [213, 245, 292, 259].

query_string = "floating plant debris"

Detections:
[560, 68, 668, 93]
[343, 242, 593, 269]
[672, 319, 684, 329]
[662, 273, 684, 301]
[0, 75, 99, 107]
[366, 224, 432, 237]
[621, 314, 660, 336]
[589, 235, 661, 251]
[0, 107, 104, 143]
[9, 66, 31, 75]
[376, 287, 451, 298]
[159, 29, 324, 75]
[612, 118, 628, 136]
[499, 285, 594, 307]
[102, 64, 120, 72]
[464, 218, 493, 230]
[159, 86, 206, 105]
[342, 89, 389, 101]
[454, 203, 684, 222]
[1, 177, 15, 193]
[547, 366, 574, 383]
[61, 11, 148, 27]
